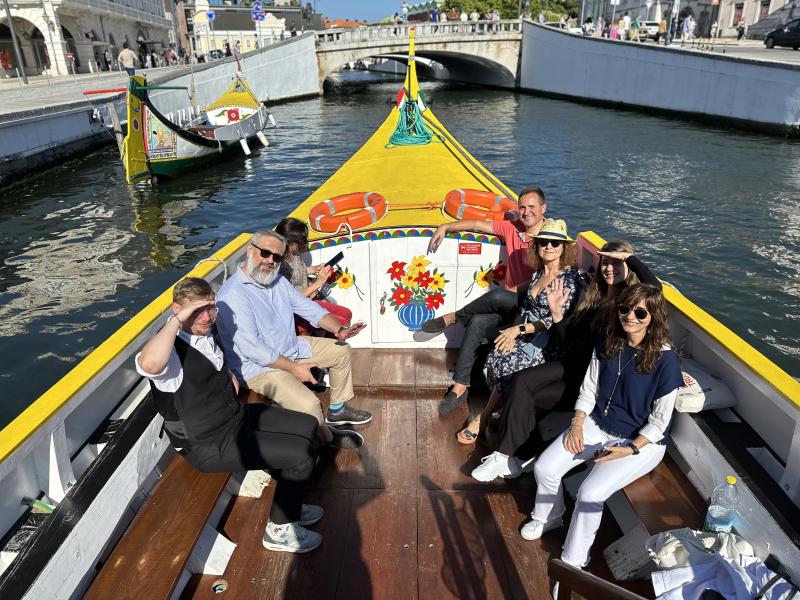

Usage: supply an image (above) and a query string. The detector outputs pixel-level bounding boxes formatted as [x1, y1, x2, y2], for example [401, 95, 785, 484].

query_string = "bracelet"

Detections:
[625, 442, 640, 455]
[570, 415, 585, 426]
[168, 314, 184, 327]
[337, 325, 347, 335]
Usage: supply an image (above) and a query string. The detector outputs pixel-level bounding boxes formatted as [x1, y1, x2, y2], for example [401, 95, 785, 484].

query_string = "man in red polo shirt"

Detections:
[425, 186, 547, 415]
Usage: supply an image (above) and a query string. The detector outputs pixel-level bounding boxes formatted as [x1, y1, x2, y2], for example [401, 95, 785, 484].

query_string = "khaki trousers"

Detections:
[246, 336, 354, 425]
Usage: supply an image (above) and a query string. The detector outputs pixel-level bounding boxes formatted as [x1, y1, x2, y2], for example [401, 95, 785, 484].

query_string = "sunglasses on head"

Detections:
[618, 304, 649, 320]
[536, 239, 563, 249]
[250, 243, 284, 262]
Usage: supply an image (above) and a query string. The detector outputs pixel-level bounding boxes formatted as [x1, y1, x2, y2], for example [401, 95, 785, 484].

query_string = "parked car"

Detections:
[208, 49, 225, 60]
[764, 18, 800, 49]
[640, 20, 661, 41]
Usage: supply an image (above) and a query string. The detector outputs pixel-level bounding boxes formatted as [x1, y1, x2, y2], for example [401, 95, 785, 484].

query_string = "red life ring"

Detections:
[309, 192, 388, 233]
[443, 189, 517, 221]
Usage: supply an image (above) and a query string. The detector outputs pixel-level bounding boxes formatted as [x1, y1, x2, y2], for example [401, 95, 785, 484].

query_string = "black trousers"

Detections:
[495, 361, 576, 457]
[187, 404, 318, 525]
[452, 287, 519, 385]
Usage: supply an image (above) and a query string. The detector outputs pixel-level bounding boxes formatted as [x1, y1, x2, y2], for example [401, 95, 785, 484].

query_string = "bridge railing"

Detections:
[316, 19, 522, 47]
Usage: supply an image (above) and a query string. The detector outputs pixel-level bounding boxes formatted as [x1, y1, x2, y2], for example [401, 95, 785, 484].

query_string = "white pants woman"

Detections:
[530, 416, 665, 567]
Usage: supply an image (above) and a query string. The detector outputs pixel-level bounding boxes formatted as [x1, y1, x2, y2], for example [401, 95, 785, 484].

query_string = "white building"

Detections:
[1, 0, 173, 76]
[587, 0, 791, 36]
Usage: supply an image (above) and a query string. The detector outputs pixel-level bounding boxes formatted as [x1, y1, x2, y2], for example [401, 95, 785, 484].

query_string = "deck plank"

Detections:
[352, 348, 375, 388]
[416, 394, 535, 492]
[413, 348, 458, 391]
[368, 349, 416, 390]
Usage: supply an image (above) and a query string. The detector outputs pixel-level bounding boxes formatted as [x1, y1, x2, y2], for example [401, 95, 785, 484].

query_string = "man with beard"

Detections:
[216, 230, 371, 449]
[136, 278, 323, 553]
[423, 186, 548, 416]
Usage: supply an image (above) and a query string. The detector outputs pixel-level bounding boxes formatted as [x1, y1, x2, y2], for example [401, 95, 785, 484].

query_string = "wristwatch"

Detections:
[518, 324, 526, 334]
[624, 442, 640, 455]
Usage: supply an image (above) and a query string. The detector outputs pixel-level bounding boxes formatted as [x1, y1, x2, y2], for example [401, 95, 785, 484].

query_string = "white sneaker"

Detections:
[298, 504, 323, 527]
[471, 451, 521, 482]
[520, 517, 563, 541]
[263, 521, 322, 553]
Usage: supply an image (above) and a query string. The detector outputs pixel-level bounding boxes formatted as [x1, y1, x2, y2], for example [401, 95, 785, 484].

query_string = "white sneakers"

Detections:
[471, 451, 536, 482]
[262, 504, 324, 553]
[520, 517, 563, 541]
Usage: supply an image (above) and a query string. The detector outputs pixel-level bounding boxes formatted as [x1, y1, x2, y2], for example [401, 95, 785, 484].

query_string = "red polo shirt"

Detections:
[492, 220, 534, 291]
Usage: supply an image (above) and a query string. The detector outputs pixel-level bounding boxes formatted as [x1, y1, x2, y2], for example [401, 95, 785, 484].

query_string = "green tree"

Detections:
[443, 0, 578, 19]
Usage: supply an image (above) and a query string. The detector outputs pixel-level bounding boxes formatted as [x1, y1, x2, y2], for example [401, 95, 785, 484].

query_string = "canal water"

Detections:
[1, 71, 799, 428]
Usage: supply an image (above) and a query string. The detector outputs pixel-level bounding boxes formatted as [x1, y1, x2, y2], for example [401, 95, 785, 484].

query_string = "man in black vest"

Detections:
[136, 278, 323, 553]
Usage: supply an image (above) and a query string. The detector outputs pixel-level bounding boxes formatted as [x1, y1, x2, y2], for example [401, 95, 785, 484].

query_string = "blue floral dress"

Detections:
[484, 266, 583, 395]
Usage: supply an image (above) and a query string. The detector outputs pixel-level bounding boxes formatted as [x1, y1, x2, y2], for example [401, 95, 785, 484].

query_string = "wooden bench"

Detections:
[604, 454, 707, 581]
[84, 454, 232, 600]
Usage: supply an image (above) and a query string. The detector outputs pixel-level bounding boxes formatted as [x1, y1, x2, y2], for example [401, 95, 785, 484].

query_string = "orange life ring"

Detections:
[443, 189, 517, 221]
[309, 192, 388, 233]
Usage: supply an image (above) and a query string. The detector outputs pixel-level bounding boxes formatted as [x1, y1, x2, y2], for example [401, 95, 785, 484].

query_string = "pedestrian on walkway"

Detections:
[737, 18, 746, 40]
[401, 0, 409, 23]
[117, 42, 138, 76]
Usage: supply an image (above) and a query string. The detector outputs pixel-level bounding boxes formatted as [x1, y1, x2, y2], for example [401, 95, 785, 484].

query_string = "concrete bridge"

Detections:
[315, 21, 523, 89]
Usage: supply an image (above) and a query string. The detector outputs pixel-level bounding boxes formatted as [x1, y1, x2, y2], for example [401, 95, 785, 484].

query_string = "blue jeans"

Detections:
[452, 287, 519, 385]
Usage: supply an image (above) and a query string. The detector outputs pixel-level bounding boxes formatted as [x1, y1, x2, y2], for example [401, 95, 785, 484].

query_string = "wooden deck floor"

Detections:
[182, 349, 655, 600]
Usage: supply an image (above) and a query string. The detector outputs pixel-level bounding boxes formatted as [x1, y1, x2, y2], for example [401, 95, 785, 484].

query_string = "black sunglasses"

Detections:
[618, 304, 649, 320]
[250, 243, 284, 262]
[536, 239, 563, 249]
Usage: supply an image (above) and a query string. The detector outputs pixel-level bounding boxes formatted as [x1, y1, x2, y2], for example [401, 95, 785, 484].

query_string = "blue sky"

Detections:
[314, 0, 401, 22]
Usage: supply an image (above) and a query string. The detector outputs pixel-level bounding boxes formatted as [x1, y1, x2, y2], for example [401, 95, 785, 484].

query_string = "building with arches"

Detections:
[0, 0, 174, 77]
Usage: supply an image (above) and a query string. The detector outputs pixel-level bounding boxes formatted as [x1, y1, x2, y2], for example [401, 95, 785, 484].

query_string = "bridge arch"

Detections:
[316, 21, 521, 91]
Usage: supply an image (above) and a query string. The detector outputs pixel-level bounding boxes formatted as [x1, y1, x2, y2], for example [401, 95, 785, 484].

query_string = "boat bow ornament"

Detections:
[315, 20, 522, 88]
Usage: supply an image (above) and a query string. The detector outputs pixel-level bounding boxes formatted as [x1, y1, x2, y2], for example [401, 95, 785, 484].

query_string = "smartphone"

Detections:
[309, 366, 326, 386]
[325, 251, 345, 268]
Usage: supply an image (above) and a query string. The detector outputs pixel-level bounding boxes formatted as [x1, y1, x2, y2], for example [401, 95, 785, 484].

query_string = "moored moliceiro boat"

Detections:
[123, 68, 277, 184]
[0, 30, 799, 599]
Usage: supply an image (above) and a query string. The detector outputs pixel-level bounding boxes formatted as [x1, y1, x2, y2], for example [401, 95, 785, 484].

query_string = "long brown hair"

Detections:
[602, 283, 672, 373]
[573, 240, 639, 330]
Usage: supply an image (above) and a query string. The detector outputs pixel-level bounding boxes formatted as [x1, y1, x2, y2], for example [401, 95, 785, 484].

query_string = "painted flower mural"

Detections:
[465, 260, 507, 297]
[327, 266, 363, 299]
[385, 255, 449, 332]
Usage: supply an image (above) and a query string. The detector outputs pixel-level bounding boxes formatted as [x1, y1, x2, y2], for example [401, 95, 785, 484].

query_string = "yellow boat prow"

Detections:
[288, 30, 515, 241]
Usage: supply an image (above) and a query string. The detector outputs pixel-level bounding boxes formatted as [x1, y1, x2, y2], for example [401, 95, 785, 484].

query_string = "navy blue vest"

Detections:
[150, 334, 243, 453]
[590, 341, 682, 443]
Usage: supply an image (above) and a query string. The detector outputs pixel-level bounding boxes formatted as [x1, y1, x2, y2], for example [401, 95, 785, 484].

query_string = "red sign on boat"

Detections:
[459, 242, 482, 255]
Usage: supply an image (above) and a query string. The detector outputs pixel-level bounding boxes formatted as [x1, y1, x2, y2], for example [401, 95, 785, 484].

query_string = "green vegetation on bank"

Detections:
[441, 0, 579, 20]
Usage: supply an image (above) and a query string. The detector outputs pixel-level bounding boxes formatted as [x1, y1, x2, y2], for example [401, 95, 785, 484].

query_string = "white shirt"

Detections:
[135, 329, 224, 393]
[574, 346, 677, 443]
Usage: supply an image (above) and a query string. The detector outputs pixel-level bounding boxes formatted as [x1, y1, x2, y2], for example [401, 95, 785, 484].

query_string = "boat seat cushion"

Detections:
[676, 358, 737, 413]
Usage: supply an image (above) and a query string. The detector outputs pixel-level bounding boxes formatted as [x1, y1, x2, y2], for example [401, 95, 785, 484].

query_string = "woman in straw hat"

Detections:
[456, 219, 583, 444]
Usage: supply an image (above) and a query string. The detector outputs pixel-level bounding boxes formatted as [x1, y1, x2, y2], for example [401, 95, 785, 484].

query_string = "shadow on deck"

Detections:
[181, 349, 655, 600]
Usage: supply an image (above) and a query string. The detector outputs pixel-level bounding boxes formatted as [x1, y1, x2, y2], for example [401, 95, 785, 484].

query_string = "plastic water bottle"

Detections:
[703, 475, 739, 533]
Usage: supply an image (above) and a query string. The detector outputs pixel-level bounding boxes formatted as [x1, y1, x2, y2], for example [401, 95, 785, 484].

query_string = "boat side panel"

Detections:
[306, 228, 504, 348]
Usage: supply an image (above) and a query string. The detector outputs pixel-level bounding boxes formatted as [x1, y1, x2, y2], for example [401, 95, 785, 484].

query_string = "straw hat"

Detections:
[534, 218, 574, 242]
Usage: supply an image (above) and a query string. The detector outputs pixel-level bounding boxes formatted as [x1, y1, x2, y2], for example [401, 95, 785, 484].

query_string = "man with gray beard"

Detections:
[216, 230, 371, 449]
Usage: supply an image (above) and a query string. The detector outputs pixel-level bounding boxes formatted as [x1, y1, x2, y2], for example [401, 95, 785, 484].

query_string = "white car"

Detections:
[640, 20, 662, 41]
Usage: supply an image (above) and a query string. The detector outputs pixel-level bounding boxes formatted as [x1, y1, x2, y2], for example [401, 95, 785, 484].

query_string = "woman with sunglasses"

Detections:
[521, 283, 682, 568]
[457, 219, 582, 444]
[472, 240, 661, 480]
[275, 218, 353, 334]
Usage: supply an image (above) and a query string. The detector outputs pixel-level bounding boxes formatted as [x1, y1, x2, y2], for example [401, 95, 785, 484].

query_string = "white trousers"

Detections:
[531, 416, 666, 567]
